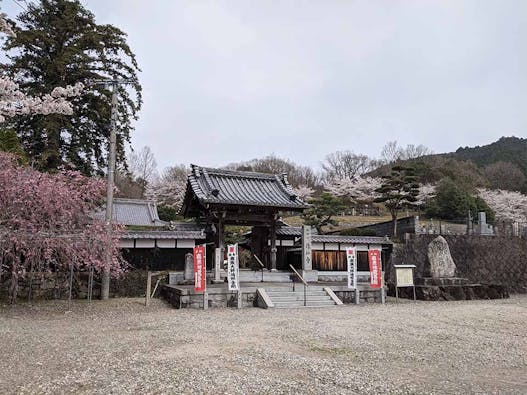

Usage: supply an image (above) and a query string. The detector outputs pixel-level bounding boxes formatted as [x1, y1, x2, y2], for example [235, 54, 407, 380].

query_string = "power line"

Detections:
[11, 0, 27, 11]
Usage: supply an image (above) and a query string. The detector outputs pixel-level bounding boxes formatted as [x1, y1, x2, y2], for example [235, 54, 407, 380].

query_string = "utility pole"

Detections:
[100, 77, 135, 300]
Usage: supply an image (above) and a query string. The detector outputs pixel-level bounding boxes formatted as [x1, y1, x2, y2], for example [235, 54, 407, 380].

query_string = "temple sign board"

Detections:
[302, 225, 312, 271]
[394, 264, 416, 302]
[227, 244, 240, 291]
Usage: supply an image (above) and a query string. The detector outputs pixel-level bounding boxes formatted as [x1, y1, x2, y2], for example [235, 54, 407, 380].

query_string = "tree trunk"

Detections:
[8, 271, 18, 305]
[391, 212, 398, 237]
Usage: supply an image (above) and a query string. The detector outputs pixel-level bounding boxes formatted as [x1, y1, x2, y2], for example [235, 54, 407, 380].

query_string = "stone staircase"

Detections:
[260, 286, 342, 308]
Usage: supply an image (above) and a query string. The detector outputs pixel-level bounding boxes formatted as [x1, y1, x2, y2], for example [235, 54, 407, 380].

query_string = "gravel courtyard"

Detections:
[1, 296, 526, 394]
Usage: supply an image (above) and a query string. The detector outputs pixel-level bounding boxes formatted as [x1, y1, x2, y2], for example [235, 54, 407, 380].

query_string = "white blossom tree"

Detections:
[292, 185, 315, 201]
[415, 183, 437, 207]
[325, 176, 383, 203]
[145, 165, 188, 211]
[0, 13, 83, 123]
[478, 189, 527, 223]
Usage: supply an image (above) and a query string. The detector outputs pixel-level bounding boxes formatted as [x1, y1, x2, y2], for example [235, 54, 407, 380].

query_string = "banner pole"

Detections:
[203, 244, 208, 310]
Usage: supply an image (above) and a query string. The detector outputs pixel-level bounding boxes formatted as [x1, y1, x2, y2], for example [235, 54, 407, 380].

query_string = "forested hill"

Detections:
[367, 136, 527, 192]
[450, 136, 527, 176]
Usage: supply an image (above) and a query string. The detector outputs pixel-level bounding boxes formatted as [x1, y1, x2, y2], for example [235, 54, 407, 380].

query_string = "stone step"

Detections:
[270, 295, 333, 302]
[273, 300, 337, 308]
[266, 290, 327, 296]
[266, 287, 326, 292]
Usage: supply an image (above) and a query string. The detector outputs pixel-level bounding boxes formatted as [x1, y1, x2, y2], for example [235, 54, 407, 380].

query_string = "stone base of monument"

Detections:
[415, 277, 470, 286]
[388, 281, 509, 301]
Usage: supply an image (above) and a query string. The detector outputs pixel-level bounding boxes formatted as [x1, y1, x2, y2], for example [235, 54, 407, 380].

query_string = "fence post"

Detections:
[145, 271, 152, 307]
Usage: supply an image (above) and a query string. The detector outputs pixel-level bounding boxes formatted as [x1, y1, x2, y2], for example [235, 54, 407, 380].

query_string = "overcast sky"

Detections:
[4, 0, 526, 171]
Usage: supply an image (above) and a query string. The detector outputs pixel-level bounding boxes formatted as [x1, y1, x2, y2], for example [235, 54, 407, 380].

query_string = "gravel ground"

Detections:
[0, 296, 526, 394]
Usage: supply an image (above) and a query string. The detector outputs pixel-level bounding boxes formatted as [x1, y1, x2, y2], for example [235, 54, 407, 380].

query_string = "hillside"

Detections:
[450, 136, 527, 176]
[368, 136, 526, 192]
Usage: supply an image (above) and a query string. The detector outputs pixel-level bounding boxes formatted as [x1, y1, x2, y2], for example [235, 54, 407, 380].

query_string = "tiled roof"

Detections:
[122, 223, 205, 240]
[275, 226, 391, 245]
[93, 198, 166, 227]
[311, 235, 392, 245]
[182, 165, 309, 213]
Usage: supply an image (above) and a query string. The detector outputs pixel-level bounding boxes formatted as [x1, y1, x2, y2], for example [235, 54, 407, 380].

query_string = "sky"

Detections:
[3, 0, 526, 171]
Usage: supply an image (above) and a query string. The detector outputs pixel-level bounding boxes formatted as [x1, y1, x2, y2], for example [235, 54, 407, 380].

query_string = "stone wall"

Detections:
[0, 270, 150, 302]
[358, 216, 419, 238]
[390, 235, 527, 293]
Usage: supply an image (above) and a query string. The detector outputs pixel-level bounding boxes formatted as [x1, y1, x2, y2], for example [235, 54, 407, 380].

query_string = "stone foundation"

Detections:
[333, 289, 384, 303]
[388, 283, 509, 301]
[161, 285, 257, 309]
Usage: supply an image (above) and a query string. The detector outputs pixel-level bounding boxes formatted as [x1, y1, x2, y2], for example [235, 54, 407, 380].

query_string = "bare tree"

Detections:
[380, 141, 401, 164]
[401, 144, 433, 160]
[322, 150, 379, 180]
[128, 146, 158, 196]
[225, 155, 323, 189]
[380, 141, 433, 164]
[482, 161, 526, 191]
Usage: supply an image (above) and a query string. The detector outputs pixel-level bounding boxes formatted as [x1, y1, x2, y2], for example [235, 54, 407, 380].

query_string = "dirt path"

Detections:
[1, 296, 526, 394]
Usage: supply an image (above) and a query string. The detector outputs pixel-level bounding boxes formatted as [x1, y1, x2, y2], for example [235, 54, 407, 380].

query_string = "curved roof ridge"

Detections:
[202, 166, 278, 179]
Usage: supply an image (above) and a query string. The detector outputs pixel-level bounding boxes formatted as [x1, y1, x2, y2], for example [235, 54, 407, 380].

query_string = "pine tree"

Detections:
[374, 165, 419, 237]
[2, 0, 142, 175]
[302, 192, 347, 233]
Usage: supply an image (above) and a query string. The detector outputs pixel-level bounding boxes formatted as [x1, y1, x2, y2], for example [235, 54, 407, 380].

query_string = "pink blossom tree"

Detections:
[0, 152, 125, 303]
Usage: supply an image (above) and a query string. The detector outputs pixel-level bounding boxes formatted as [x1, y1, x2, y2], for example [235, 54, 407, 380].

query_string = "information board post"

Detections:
[393, 264, 416, 303]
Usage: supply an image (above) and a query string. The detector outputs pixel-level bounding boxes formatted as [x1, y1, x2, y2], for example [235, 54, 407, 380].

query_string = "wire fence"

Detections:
[416, 217, 527, 238]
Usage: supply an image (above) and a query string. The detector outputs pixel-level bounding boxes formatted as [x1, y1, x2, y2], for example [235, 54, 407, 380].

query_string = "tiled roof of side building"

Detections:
[182, 165, 310, 213]
[311, 235, 392, 245]
[122, 222, 206, 240]
[275, 226, 392, 245]
[92, 198, 167, 227]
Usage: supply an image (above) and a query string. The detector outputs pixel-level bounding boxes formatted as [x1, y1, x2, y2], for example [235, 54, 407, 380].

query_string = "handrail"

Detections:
[253, 254, 265, 282]
[253, 254, 265, 268]
[289, 265, 308, 287]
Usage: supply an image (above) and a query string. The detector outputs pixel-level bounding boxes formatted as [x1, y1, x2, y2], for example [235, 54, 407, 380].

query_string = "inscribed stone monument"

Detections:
[427, 236, 457, 278]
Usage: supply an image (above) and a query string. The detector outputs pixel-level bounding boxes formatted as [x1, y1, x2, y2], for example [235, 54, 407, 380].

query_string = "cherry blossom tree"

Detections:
[292, 185, 315, 201]
[0, 152, 125, 303]
[145, 165, 189, 213]
[0, 13, 83, 124]
[415, 183, 437, 207]
[478, 189, 527, 223]
[325, 176, 383, 203]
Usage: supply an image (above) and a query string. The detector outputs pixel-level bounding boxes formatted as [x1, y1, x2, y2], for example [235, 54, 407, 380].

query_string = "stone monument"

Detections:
[184, 253, 194, 282]
[427, 236, 457, 278]
[408, 235, 508, 301]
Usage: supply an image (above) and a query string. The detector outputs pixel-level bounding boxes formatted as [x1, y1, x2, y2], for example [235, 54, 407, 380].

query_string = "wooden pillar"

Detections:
[270, 219, 277, 271]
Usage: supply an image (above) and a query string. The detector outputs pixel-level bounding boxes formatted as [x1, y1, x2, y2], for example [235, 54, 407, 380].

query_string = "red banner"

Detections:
[193, 246, 206, 292]
[368, 249, 382, 289]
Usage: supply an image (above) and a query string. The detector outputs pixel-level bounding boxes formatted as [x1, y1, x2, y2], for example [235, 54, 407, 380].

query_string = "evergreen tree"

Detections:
[302, 192, 347, 233]
[0, 128, 26, 160]
[374, 165, 419, 236]
[2, 0, 142, 175]
[426, 178, 495, 222]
